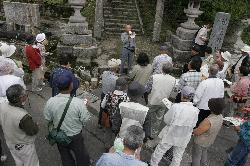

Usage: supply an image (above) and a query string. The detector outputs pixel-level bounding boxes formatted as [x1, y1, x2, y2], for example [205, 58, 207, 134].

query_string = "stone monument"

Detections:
[93, 0, 104, 39]
[3, 1, 40, 32]
[168, 0, 203, 62]
[57, 0, 97, 65]
[208, 12, 231, 52]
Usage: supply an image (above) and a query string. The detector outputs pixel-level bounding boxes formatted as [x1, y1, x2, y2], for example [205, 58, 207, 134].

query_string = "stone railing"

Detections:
[3, 1, 40, 32]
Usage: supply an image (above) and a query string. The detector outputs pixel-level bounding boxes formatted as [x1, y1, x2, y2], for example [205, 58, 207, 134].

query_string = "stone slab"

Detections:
[57, 43, 73, 55]
[176, 27, 197, 40]
[64, 22, 92, 35]
[3, 1, 40, 27]
[73, 45, 98, 63]
[171, 34, 193, 51]
[208, 12, 231, 52]
[61, 34, 93, 46]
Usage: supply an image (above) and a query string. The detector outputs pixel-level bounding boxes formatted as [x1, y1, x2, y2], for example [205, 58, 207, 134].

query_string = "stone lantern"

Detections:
[167, 0, 203, 62]
[57, 0, 97, 65]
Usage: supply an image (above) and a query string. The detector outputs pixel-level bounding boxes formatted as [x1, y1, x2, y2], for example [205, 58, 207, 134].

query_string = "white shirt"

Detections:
[217, 61, 230, 80]
[193, 77, 224, 110]
[149, 74, 176, 106]
[195, 26, 208, 46]
[0, 75, 26, 97]
[158, 102, 199, 147]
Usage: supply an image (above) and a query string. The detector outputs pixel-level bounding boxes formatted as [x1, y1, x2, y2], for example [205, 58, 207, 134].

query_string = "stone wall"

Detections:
[3, 1, 40, 32]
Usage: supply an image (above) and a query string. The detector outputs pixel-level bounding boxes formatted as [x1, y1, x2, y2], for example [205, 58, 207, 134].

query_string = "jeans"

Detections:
[192, 143, 209, 166]
[57, 133, 90, 166]
[225, 140, 250, 166]
[120, 48, 134, 74]
[150, 142, 185, 166]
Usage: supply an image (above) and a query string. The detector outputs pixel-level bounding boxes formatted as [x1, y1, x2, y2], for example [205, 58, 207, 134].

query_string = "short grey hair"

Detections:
[6, 84, 26, 104]
[123, 125, 145, 151]
[162, 62, 173, 74]
[209, 64, 219, 76]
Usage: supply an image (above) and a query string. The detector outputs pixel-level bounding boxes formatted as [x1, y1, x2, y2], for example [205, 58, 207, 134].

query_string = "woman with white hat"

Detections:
[34, 33, 50, 72]
[0, 42, 24, 78]
[232, 45, 250, 81]
[217, 51, 232, 79]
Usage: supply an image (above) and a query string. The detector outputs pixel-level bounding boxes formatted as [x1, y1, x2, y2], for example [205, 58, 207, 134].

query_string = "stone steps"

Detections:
[103, 0, 141, 35]
[104, 14, 138, 20]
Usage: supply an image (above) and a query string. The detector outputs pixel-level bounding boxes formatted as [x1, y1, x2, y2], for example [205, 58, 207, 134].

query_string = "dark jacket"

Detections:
[50, 66, 80, 97]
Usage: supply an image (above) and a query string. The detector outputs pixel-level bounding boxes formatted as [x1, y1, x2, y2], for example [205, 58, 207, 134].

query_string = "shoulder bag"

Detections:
[47, 97, 73, 146]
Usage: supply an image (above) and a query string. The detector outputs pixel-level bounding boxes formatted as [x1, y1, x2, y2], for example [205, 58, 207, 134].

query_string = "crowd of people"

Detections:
[0, 23, 249, 166]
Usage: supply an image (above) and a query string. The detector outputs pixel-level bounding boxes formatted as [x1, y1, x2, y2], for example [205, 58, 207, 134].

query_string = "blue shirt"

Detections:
[96, 152, 147, 166]
[50, 66, 80, 97]
[240, 120, 250, 146]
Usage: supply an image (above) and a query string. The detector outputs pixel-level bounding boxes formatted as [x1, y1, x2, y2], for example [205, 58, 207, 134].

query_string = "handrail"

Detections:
[134, 0, 144, 34]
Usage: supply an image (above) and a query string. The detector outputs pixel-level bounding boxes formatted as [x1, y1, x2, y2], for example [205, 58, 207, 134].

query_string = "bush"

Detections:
[241, 25, 250, 46]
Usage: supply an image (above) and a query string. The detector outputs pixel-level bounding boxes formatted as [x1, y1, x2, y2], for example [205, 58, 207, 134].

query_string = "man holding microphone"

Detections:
[120, 24, 136, 74]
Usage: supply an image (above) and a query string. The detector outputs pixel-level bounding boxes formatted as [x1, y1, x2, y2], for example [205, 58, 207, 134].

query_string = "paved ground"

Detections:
[0, 85, 249, 166]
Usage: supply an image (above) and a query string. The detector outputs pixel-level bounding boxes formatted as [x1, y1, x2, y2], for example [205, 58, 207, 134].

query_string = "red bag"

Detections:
[101, 112, 110, 128]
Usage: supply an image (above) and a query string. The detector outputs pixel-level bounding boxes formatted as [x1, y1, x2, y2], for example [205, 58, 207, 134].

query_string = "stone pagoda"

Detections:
[57, 0, 97, 65]
[168, 0, 203, 62]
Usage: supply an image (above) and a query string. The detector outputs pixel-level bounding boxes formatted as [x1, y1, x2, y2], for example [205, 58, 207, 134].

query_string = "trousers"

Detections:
[144, 105, 166, 138]
[120, 48, 134, 74]
[32, 67, 44, 91]
[57, 133, 90, 166]
[150, 141, 185, 166]
[98, 93, 106, 125]
[8, 143, 39, 166]
[225, 140, 250, 166]
[192, 143, 209, 166]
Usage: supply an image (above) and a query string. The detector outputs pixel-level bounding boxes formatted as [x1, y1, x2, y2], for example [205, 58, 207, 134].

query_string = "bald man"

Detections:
[193, 64, 225, 127]
[120, 25, 136, 74]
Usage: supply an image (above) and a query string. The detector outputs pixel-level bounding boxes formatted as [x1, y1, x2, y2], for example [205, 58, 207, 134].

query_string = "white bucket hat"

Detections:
[108, 58, 121, 68]
[36, 33, 46, 43]
[0, 42, 16, 58]
[221, 51, 231, 62]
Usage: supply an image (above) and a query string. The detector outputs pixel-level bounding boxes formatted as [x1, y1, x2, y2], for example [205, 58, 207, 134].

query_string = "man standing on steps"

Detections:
[120, 24, 136, 74]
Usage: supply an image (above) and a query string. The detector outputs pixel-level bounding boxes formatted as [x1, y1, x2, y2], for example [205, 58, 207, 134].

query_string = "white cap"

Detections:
[221, 51, 231, 62]
[36, 33, 46, 43]
[0, 42, 16, 58]
[108, 58, 121, 68]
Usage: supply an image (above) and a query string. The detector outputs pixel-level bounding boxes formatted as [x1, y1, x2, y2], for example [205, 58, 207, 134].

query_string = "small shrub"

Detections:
[241, 25, 250, 46]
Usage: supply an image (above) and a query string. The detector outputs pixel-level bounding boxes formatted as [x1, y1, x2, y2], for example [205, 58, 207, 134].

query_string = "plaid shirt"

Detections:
[177, 70, 202, 91]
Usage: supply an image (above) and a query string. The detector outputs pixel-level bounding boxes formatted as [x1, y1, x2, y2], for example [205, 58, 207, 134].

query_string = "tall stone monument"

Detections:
[208, 12, 231, 52]
[168, 0, 203, 62]
[57, 0, 97, 65]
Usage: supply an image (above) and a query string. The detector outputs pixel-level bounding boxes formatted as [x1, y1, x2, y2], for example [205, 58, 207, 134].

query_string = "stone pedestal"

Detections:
[168, 3, 203, 62]
[57, 0, 97, 66]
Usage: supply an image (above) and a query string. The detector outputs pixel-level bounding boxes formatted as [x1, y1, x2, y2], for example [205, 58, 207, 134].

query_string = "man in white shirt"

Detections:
[150, 86, 199, 166]
[193, 64, 224, 127]
[144, 62, 176, 139]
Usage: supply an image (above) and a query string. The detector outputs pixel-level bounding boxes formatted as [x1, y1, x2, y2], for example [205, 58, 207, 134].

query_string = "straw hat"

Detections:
[36, 33, 46, 43]
[108, 58, 121, 68]
[221, 51, 232, 62]
[0, 42, 16, 58]
[241, 45, 250, 54]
